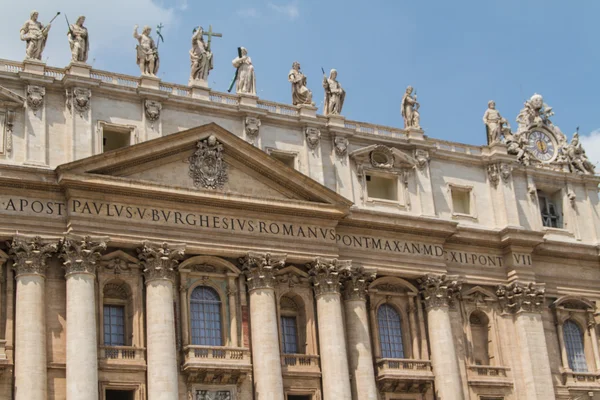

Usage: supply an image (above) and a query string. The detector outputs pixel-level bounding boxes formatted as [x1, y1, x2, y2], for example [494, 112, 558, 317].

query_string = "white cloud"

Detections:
[237, 8, 261, 18]
[268, 2, 299, 20]
[579, 129, 600, 169]
[0, 0, 177, 69]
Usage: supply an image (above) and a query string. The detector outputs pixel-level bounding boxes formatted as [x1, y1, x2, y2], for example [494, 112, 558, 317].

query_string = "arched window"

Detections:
[377, 304, 404, 359]
[469, 311, 490, 365]
[564, 320, 587, 372]
[190, 286, 222, 346]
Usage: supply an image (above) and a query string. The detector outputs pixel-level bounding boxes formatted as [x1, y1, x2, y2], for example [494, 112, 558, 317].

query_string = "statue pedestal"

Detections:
[189, 79, 210, 101]
[299, 105, 317, 118]
[487, 142, 508, 156]
[407, 127, 425, 140]
[239, 94, 258, 107]
[140, 75, 160, 90]
[327, 114, 345, 128]
[22, 59, 45, 76]
[65, 62, 91, 78]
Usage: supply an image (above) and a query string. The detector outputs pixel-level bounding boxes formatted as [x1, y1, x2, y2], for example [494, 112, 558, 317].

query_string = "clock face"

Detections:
[526, 130, 556, 162]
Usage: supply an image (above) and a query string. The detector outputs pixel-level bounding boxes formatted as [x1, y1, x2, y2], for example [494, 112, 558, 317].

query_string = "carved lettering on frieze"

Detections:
[10, 235, 59, 277]
[138, 241, 185, 283]
[188, 135, 228, 190]
[60, 235, 108, 277]
[308, 257, 351, 297]
[240, 252, 286, 291]
[496, 281, 546, 314]
[418, 273, 462, 310]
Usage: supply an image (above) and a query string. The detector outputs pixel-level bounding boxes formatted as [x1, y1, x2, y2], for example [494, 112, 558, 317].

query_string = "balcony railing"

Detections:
[183, 345, 252, 385]
[562, 370, 600, 387]
[375, 358, 434, 393]
[98, 346, 146, 371]
[467, 365, 512, 387]
[281, 354, 321, 377]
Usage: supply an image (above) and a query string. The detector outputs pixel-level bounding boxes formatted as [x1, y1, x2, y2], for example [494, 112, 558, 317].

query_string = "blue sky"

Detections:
[2, 0, 600, 159]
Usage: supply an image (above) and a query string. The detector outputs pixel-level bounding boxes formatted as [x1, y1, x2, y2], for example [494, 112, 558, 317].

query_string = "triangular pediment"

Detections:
[56, 123, 352, 219]
[0, 85, 25, 108]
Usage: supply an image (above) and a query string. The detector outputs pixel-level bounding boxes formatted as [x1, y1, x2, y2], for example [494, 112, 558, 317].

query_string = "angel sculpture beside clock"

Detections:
[483, 93, 595, 175]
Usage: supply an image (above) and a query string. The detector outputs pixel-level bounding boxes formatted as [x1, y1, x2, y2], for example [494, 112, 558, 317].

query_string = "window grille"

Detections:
[563, 320, 588, 372]
[104, 305, 125, 346]
[538, 193, 560, 228]
[281, 316, 298, 354]
[377, 304, 405, 359]
[190, 286, 222, 346]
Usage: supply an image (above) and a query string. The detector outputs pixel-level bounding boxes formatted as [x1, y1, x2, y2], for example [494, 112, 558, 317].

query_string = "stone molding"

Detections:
[496, 281, 546, 314]
[341, 265, 376, 301]
[240, 252, 286, 291]
[10, 235, 59, 277]
[418, 274, 462, 310]
[60, 235, 108, 277]
[308, 257, 351, 297]
[138, 241, 185, 283]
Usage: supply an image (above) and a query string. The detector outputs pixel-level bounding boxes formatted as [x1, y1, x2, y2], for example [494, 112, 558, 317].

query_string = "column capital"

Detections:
[308, 257, 351, 297]
[496, 281, 546, 314]
[418, 273, 462, 310]
[341, 265, 376, 301]
[60, 235, 108, 277]
[138, 241, 185, 283]
[240, 252, 286, 291]
[10, 235, 59, 277]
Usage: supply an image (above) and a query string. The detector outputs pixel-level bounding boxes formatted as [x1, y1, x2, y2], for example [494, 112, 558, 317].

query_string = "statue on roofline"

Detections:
[67, 15, 89, 63]
[483, 100, 511, 145]
[401, 86, 420, 129]
[133, 24, 159, 76]
[189, 26, 213, 83]
[20, 10, 57, 61]
[288, 61, 314, 106]
[231, 47, 255, 95]
[322, 68, 345, 116]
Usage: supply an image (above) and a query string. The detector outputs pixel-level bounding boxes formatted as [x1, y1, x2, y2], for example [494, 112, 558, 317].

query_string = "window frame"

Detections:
[563, 319, 588, 372]
[537, 189, 563, 229]
[377, 303, 406, 359]
[189, 285, 224, 347]
[266, 147, 298, 170]
[103, 303, 126, 347]
[448, 183, 477, 220]
[96, 120, 137, 154]
[280, 315, 299, 354]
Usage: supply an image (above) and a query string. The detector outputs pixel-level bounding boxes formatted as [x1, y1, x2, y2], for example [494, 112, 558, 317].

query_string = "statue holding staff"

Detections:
[401, 86, 420, 129]
[20, 10, 59, 60]
[322, 68, 345, 115]
[133, 25, 160, 76]
[67, 15, 89, 63]
[230, 47, 256, 95]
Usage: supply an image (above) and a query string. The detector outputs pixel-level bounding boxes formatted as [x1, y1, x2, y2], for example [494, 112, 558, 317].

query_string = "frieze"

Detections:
[60, 235, 108, 277]
[239, 252, 286, 291]
[10, 235, 59, 277]
[138, 241, 186, 283]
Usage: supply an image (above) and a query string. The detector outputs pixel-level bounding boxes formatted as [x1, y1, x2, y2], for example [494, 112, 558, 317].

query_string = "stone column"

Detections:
[61, 235, 108, 400]
[10, 235, 58, 400]
[419, 274, 464, 400]
[556, 320, 570, 371]
[587, 315, 600, 372]
[139, 241, 185, 400]
[496, 282, 554, 399]
[341, 266, 378, 400]
[309, 258, 352, 400]
[240, 252, 286, 400]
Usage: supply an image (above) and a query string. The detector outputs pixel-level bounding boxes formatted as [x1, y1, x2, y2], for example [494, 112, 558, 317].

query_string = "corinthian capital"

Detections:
[60, 235, 108, 277]
[418, 273, 462, 310]
[138, 241, 185, 283]
[240, 252, 286, 291]
[496, 281, 546, 314]
[341, 265, 376, 301]
[10, 235, 59, 277]
[308, 257, 351, 297]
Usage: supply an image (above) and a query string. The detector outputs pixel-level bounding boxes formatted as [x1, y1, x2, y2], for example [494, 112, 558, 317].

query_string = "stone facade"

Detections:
[0, 57, 599, 400]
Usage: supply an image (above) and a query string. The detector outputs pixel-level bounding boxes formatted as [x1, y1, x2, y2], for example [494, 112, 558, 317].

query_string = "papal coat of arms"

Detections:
[188, 135, 228, 189]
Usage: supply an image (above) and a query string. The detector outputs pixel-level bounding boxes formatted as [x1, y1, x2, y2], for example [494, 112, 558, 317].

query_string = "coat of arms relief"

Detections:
[188, 135, 228, 190]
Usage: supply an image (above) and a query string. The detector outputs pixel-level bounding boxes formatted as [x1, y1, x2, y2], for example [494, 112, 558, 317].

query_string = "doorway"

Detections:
[105, 389, 135, 400]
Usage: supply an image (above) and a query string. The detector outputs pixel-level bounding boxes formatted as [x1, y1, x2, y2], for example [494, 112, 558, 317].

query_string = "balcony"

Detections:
[375, 358, 434, 393]
[98, 346, 146, 371]
[182, 345, 252, 384]
[467, 365, 513, 387]
[0, 340, 10, 368]
[281, 354, 321, 377]
[561, 370, 600, 389]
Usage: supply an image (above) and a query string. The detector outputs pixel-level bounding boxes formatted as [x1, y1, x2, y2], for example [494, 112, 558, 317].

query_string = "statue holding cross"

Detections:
[189, 25, 222, 84]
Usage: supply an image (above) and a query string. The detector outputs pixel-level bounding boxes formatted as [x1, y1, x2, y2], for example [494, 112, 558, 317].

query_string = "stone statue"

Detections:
[564, 132, 595, 174]
[322, 69, 345, 115]
[483, 100, 510, 145]
[288, 61, 313, 106]
[68, 16, 89, 63]
[133, 25, 159, 76]
[401, 86, 420, 129]
[20, 10, 52, 60]
[231, 47, 255, 95]
[190, 27, 213, 83]
[516, 93, 554, 132]
[505, 131, 530, 165]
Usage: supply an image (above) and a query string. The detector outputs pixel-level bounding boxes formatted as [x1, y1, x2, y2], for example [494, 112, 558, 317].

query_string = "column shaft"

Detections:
[408, 297, 419, 358]
[344, 299, 378, 400]
[589, 324, 600, 371]
[14, 275, 47, 400]
[228, 277, 238, 347]
[66, 273, 98, 400]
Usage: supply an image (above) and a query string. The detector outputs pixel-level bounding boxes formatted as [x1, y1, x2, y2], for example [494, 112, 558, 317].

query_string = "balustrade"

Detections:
[466, 365, 512, 387]
[280, 354, 320, 377]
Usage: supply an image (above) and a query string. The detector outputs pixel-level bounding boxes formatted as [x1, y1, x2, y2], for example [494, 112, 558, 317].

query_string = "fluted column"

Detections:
[10, 235, 58, 400]
[309, 258, 352, 400]
[496, 282, 554, 399]
[419, 274, 464, 400]
[341, 265, 377, 400]
[61, 235, 108, 400]
[240, 252, 286, 400]
[138, 241, 185, 400]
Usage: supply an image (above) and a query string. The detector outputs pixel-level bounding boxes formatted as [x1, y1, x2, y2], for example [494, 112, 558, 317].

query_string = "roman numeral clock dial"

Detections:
[526, 130, 556, 162]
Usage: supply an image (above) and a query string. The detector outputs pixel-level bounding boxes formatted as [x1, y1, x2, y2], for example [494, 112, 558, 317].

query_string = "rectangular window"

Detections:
[451, 187, 471, 215]
[366, 174, 398, 201]
[281, 316, 298, 354]
[538, 191, 562, 228]
[271, 151, 296, 169]
[103, 129, 131, 152]
[104, 305, 125, 346]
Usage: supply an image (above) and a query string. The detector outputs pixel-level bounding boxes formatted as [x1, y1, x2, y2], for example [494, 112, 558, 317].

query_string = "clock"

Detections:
[526, 130, 557, 162]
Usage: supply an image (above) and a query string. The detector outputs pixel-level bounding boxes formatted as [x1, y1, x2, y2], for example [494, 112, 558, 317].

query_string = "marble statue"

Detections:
[564, 133, 595, 174]
[516, 93, 554, 132]
[133, 25, 159, 76]
[505, 131, 530, 166]
[231, 47, 255, 95]
[190, 27, 213, 83]
[483, 101, 510, 145]
[68, 16, 89, 63]
[20, 10, 52, 60]
[322, 69, 345, 115]
[288, 61, 313, 106]
[401, 86, 420, 129]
